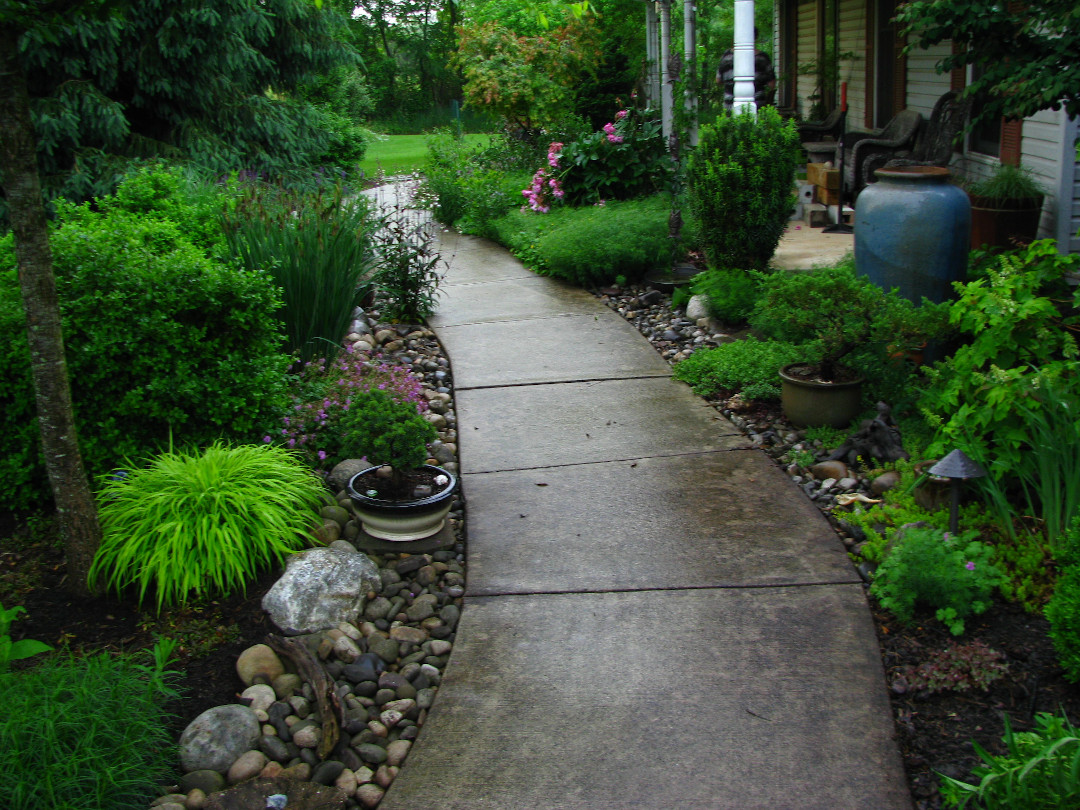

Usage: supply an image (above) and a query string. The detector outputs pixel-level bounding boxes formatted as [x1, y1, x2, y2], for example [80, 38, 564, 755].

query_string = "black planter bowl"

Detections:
[346, 464, 457, 542]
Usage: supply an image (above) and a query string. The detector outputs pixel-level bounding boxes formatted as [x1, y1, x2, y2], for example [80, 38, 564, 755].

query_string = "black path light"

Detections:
[928, 449, 988, 533]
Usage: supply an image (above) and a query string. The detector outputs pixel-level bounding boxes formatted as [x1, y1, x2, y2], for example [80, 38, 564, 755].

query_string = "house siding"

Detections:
[838, 0, 866, 126]
[796, 0, 817, 118]
[905, 42, 951, 117]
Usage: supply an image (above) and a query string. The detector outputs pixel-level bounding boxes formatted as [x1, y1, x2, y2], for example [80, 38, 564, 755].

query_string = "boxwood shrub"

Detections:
[0, 175, 291, 511]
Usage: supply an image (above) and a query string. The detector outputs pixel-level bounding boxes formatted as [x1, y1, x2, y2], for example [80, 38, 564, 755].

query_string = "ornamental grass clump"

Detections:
[0, 639, 182, 810]
[90, 442, 325, 612]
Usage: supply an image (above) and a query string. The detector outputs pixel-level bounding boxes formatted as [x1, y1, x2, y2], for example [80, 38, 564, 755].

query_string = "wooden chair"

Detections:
[797, 107, 845, 143]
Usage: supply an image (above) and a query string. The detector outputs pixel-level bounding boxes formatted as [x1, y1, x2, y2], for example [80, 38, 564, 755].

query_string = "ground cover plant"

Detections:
[0, 639, 182, 810]
[89, 442, 325, 611]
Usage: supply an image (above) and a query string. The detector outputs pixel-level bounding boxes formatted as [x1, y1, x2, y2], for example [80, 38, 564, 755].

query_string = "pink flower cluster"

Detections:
[522, 142, 566, 213]
[603, 110, 629, 143]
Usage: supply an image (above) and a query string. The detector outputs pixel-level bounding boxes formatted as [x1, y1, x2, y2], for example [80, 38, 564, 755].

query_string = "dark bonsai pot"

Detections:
[779, 363, 865, 428]
[347, 464, 457, 541]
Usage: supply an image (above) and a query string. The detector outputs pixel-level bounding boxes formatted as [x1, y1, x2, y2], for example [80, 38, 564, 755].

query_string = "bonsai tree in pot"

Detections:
[966, 163, 1046, 250]
[340, 389, 456, 541]
[750, 261, 946, 426]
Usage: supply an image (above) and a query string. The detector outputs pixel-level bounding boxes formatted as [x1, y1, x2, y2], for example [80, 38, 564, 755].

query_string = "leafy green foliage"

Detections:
[492, 195, 674, 286]
[685, 108, 801, 270]
[222, 181, 379, 363]
[1046, 519, 1080, 683]
[0, 603, 51, 674]
[870, 527, 1004, 635]
[689, 267, 763, 325]
[14, 0, 361, 207]
[555, 107, 674, 205]
[919, 241, 1080, 546]
[750, 259, 949, 381]
[453, 18, 601, 134]
[966, 163, 1046, 203]
[90, 442, 324, 612]
[897, 0, 1080, 123]
[940, 712, 1080, 809]
[370, 191, 446, 323]
[892, 640, 1009, 695]
[338, 389, 437, 494]
[0, 641, 182, 810]
[673, 338, 812, 401]
[0, 172, 291, 511]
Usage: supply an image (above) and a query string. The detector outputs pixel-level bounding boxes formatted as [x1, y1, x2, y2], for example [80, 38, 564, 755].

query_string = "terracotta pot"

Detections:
[779, 363, 865, 428]
[969, 193, 1044, 250]
[346, 464, 457, 541]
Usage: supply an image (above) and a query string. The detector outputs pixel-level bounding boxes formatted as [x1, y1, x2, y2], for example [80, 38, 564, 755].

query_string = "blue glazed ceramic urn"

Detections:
[854, 166, 971, 304]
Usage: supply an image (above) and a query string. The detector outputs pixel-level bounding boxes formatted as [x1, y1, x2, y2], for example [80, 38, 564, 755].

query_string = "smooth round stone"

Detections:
[271, 673, 302, 700]
[871, 470, 902, 494]
[386, 739, 411, 767]
[356, 783, 385, 808]
[335, 768, 359, 798]
[258, 733, 291, 763]
[427, 639, 452, 657]
[369, 637, 399, 664]
[179, 705, 260, 773]
[241, 684, 276, 714]
[390, 625, 428, 644]
[374, 688, 397, 705]
[179, 770, 226, 795]
[151, 794, 188, 807]
[184, 788, 207, 809]
[356, 743, 389, 764]
[227, 750, 267, 784]
[320, 504, 351, 528]
[374, 764, 397, 788]
[280, 762, 311, 780]
[236, 645, 285, 687]
[311, 760, 346, 786]
[810, 460, 849, 481]
[259, 760, 284, 779]
[292, 724, 322, 749]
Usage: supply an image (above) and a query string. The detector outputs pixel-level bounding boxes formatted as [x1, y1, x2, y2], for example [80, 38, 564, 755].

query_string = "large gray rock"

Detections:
[685, 294, 711, 322]
[262, 546, 381, 635]
[328, 458, 370, 493]
[179, 705, 261, 773]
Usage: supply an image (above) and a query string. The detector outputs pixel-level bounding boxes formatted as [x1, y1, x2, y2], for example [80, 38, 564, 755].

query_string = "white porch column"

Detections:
[683, 0, 698, 145]
[733, 0, 756, 115]
[646, 2, 660, 108]
[658, 0, 673, 140]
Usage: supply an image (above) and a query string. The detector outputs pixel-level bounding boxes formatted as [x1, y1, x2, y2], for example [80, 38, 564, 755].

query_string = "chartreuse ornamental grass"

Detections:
[0, 639, 182, 810]
[90, 442, 325, 612]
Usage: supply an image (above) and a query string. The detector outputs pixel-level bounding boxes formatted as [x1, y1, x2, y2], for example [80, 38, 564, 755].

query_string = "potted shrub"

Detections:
[342, 389, 457, 541]
[966, 163, 1045, 250]
[750, 262, 942, 427]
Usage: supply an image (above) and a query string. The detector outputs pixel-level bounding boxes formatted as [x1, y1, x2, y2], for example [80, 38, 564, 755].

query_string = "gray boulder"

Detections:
[686, 294, 711, 322]
[262, 546, 381, 635]
[327, 458, 370, 493]
[179, 705, 261, 773]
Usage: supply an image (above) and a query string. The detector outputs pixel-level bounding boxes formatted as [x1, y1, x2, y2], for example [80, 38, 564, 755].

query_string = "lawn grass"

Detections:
[360, 133, 492, 178]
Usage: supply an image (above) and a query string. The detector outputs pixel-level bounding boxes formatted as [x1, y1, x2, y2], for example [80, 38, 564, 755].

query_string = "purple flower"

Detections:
[965, 561, 976, 571]
[318, 450, 327, 461]
[262, 435, 272, 443]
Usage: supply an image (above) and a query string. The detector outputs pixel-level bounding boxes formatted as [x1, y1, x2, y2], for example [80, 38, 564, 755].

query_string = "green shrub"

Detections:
[941, 711, 1080, 809]
[870, 526, 1004, 635]
[0, 184, 291, 512]
[749, 258, 949, 382]
[0, 641, 182, 810]
[689, 267, 762, 324]
[222, 181, 379, 363]
[493, 196, 674, 286]
[0, 603, 52, 674]
[338, 389, 437, 496]
[1046, 518, 1080, 682]
[90, 442, 324, 611]
[685, 107, 801, 270]
[423, 130, 486, 226]
[673, 338, 811, 401]
[370, 188, 446, 322]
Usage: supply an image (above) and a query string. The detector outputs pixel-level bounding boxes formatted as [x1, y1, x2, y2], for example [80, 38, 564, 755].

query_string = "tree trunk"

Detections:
[0, 24, 102, 595]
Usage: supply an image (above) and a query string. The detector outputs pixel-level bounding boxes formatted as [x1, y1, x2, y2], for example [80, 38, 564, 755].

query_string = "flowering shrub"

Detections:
[521, 106, 672, 209]
[870, 527, 1005, 635]
[275, 346, 428, 472]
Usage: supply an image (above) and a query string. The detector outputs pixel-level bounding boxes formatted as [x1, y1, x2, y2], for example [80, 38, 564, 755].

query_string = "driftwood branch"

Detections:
[266, 634, 344, 761]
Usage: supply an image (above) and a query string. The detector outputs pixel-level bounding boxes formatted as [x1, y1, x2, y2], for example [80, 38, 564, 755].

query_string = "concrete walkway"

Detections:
[379, 227, 909, 809]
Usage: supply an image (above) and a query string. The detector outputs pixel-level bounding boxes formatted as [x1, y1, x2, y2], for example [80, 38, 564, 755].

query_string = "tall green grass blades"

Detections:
[0, 645, 182, 810]
[90, 442, 325, 612]
[223, 183, 379, 363]
[940, 712, 1080, 809]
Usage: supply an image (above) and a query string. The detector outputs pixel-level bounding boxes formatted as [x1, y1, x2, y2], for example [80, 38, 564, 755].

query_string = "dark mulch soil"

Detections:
[4, 503, 1079, 807]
